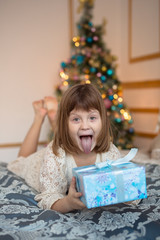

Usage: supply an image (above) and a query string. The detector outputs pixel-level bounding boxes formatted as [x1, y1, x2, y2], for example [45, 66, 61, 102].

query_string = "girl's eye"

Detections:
[73, 117, 80, 122]
[90, 116, 96, 120]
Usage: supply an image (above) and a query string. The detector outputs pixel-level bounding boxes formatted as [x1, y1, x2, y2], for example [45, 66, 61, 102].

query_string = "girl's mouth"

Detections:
[79, 135, 93, 154]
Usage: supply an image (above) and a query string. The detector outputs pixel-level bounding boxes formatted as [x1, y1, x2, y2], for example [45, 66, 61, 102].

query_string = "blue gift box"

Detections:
[72, 149, 147, 209]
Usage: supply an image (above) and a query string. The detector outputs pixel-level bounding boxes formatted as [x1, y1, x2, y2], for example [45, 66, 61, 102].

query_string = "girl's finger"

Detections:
[74, 192, 82, 198]
[70, 176, 76, 189]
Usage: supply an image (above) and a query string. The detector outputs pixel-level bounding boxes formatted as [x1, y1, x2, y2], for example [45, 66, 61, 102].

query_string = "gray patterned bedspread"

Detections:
[0, 162, 160, 240]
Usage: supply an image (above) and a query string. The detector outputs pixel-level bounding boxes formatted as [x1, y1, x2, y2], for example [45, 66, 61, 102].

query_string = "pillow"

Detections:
[149, 134, 160, 159]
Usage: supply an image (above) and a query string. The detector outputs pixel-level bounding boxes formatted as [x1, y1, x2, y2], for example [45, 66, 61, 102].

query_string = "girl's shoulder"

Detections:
[102, 142, 121, 161]
[44, 141, 66, 162]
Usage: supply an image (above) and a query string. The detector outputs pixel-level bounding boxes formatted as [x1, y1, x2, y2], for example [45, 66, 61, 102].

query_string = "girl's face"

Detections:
[68, 108, 102, 154]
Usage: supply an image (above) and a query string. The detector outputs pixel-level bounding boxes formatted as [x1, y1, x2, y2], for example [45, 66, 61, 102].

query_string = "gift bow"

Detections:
[95, 148, 138, 169]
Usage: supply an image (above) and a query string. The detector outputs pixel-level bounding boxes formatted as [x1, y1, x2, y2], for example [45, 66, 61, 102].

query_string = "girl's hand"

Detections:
[66, 177, 86, 211]
[51, 177, 86, 213]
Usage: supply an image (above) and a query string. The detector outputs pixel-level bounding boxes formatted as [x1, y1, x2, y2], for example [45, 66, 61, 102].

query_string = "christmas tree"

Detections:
[55, 0, 134, 149]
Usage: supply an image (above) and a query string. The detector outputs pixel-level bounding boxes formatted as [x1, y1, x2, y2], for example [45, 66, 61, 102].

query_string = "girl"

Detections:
[8, 83, 121, 213]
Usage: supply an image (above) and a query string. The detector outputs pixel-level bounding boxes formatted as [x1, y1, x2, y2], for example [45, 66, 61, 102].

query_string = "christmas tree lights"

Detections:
[55, 0, 134, 149]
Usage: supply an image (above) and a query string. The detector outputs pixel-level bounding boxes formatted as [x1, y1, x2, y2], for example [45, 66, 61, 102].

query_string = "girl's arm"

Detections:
[35, 143, 85, 212]
[18, 100, 47, 157]
[51, 177, 85, 213]
[18, 118, 44, 157]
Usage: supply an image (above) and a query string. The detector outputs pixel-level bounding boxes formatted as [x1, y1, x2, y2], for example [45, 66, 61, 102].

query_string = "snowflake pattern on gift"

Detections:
[123, 167, 147, 201]
[74, 163, 147, 209]
[96, 173, 110, 184]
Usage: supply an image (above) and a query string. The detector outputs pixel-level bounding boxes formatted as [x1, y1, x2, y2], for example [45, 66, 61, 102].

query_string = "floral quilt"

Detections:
[0, 162, 160, 240]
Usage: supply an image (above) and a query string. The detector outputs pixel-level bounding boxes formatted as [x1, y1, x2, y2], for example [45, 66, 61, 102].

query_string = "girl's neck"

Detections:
[72, 151, 97, 167]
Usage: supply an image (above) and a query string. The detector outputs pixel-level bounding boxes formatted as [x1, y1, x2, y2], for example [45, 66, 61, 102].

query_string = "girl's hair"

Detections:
[52, 83, 112, 156]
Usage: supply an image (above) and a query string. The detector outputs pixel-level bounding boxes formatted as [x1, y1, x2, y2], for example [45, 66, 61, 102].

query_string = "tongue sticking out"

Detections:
[80, 136, 92, 154]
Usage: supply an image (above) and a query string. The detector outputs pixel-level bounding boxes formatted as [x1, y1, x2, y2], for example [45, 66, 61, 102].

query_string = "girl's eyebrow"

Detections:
[89, 110, 99, 114]
[69, 112, 79, 116]
[70, 109, 99, 114]
[69, 110, 99, 116]
[90, 110, 98, 112]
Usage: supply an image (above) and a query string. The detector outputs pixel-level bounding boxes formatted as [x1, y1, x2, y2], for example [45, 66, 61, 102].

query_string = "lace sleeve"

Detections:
[105, 142, 121, 160]
[34, 142, 68, 209]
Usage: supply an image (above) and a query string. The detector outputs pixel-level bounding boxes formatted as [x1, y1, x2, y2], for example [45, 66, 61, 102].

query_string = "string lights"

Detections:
[55, 0, 134, 149]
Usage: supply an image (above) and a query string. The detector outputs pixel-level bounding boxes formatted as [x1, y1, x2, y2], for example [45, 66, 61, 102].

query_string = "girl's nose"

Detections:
[80, 120, 89, 129]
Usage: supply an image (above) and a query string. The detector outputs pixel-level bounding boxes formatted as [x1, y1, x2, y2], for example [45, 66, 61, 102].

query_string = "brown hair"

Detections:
[52, 83, 112, 155]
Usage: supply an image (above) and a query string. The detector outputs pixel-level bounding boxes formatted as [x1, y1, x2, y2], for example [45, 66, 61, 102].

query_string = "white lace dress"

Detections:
[7, 141, 121, 209]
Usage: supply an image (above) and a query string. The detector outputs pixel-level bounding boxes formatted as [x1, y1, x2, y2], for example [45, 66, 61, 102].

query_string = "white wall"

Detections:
[0, 0, 70, 162]
[120, 0, 160, 149]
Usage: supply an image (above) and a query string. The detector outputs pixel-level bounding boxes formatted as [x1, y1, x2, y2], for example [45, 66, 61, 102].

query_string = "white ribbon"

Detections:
[95, 148, 138, 169]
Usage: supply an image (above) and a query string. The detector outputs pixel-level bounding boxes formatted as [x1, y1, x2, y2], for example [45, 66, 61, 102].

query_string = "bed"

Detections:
[0, 150, 160, 240]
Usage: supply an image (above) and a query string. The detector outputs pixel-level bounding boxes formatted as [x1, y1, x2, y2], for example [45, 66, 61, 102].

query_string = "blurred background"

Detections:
[0, 0, 160, 162]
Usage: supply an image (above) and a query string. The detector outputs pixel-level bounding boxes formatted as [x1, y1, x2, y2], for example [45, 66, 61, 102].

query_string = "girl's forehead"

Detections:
[69, 108, 99, 115]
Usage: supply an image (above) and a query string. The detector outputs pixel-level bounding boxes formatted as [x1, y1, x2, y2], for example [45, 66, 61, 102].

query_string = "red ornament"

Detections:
[104, 98, 112, 109]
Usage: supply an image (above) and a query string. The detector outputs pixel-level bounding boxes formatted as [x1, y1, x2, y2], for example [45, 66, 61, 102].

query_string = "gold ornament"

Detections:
[126, 144, 133, 149]
[77, 0, 95, 13]
[89, 59, 94, 66]
[94, 61, 100, 68]
[72, 37, 77, 42]
[101, 93, 106, 99]
[101, 65, 107, 71]
[63, 81, 68, 86]
[112, 55, 117, 61]
[86, 80, 91, 84]
[118, 97, 123, 103]
[84, 24, 90, 29]
[113, 99, 118, 105]
[84, 68, 90, 74]
[85, 74, 89, 79]
[75, 42, 80, 47]
[104, 54, 112, 63]
[102, 18, 107, 35]
[112, 84, 117, 90]
[81, 41, 86, 46]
